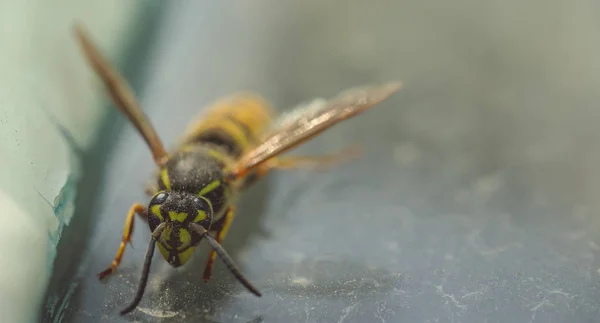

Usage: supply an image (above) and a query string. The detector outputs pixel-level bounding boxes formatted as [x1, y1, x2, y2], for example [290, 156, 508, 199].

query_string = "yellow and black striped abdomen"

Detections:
[180, 93, 274, 158]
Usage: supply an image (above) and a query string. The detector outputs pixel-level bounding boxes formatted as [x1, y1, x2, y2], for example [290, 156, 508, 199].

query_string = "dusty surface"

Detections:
[49, 0, 600, 322]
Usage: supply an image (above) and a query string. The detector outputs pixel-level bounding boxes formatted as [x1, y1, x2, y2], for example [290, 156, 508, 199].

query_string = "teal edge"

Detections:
[42, 0, 167, 321]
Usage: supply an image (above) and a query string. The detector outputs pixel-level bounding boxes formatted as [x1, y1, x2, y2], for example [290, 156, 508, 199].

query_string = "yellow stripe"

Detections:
[194, 210, 207, 223]
[181, 146, 230, 164]
[177, 246, 196, 265]
[182, 93, 273, 145]
[181, 144, 198, 153]
[220, 208, 235, 239]
[157, 226, 173, 261]
[151, 205, 163, 221]
[160, 168, 171, 190]
[177, 228, 191, 251]
[222, 119, 249, 148]
[200, 119, 249, 152]
[199, 180, 221, 196]
[157, 242, 170, 261]
[207, 148, 229, 163]
[168, 211, 188, 223]
[207, 208, 236, 264]
[163, 225, 172, 241]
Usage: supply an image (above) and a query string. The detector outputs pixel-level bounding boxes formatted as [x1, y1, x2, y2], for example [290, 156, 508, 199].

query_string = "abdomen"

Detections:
[179, 93, 274, 158]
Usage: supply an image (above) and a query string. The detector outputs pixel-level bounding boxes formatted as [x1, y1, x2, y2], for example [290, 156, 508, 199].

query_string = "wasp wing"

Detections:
[73, 23, 168, 166]
[228, 82, 402, 178]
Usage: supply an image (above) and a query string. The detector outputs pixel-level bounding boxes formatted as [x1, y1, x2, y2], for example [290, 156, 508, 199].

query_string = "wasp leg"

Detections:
[254, 144, 362, 179]
[203, 206, 236, 281]
[235, 144, 361, 190]
[98, 203, 147, 279]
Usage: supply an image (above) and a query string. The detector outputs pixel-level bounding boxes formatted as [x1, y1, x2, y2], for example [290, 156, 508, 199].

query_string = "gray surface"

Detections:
[46, 1, 600, 322]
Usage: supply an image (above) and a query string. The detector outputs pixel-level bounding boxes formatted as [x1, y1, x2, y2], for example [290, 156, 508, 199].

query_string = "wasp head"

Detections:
[123, 189, 261, 316]
[146, 190, 213, 267]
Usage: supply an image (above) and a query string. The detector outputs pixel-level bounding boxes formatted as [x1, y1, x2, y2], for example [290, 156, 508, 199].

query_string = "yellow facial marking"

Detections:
[156, 224, 173, 260]
[177, 228, 191, 251]
[168, 211, 188, 223]
[157, 241, 170, 261]
[177, 246, 196, 265]
[151, 205, 163, 221]
[162, 225, 172, 241]
[160, 168, 171, 190]
[194, 210, 207, 223]
[199, 180, 221, 196]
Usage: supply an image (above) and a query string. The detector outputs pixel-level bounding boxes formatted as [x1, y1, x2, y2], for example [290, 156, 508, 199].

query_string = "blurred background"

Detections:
[43, 0, 600, 322]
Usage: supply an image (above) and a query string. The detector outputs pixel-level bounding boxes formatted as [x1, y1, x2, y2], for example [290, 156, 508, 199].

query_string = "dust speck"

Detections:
[137, 307, 179, 318]
[291, 276, 312, 286]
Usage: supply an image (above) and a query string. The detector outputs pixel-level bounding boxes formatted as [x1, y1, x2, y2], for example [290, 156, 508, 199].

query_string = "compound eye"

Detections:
[193, 196, 212, 215]
[192, 197, 208, 211]
[152, 192, 168, 205]
[191, 196, 212, 224]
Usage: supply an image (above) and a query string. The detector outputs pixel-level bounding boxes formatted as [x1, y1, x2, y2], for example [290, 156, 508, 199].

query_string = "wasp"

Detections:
[73, 23, 402, 315]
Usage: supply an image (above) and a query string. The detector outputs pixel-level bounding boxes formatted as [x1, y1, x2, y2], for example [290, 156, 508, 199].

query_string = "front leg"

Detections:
[98, 203, 147, 279]
[203, 206, 236, 281]
[237, 144, 361, 190]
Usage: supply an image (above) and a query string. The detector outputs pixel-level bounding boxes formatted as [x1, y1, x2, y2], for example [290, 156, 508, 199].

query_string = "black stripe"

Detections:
[191, 128, 243, 157]
[226, 114, 256, 142]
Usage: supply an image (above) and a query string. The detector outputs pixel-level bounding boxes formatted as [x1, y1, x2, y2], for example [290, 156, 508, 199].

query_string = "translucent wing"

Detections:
[228, 82, 402, 178]
[73, 23, 168, 166]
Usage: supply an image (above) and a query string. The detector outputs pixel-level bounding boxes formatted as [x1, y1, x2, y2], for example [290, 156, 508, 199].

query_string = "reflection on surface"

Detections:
[46, 0, 600, 322]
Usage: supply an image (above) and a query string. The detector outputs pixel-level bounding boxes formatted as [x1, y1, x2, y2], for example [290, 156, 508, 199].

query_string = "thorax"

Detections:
[157, 145, 234, 220]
